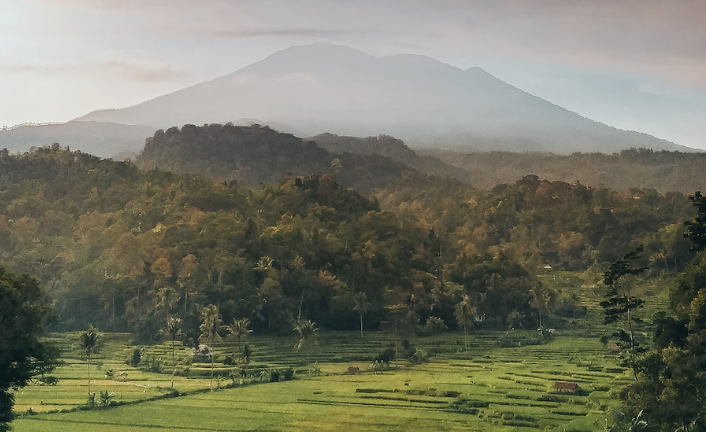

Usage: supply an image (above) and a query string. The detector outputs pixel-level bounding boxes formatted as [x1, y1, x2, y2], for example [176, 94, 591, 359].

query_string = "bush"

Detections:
[409, 348, 429, 364]
[282, 368, 294, 381]
[423, 317, 448, 335]
[99, 390, 114, 407]
[373, 347, 396, 364]
[269, 370, 280, 382]
[127, 348, 141, 367]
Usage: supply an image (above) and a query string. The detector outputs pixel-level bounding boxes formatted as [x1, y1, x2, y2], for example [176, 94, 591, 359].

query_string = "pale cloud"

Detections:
[0, 52, 183, 84]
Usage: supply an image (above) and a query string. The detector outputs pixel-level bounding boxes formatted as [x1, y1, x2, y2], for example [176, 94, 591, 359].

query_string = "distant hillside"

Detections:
[75, 43, 691, 154]
[0, 121, 154, 158]
[137, 123, 414, 194]
[310, 133, 468, 180]
[424, 148, 706, 194]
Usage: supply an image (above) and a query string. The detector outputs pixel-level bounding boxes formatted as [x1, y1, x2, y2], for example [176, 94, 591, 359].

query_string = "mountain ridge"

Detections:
[71, 43, 692, 154]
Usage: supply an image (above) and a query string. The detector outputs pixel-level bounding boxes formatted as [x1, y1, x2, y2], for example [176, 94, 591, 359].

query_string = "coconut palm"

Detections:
[154, 287, 181, 315]
[293, 319, 318, 366]
[529, 285, 551, 328]
[159, 316, 183, 389]
[226, 318, 252, 363]
[79, 325, 100, 404]
[352, 292, 371, 338]
[454, 296, 476, 352]
[199, 305, 223, 390]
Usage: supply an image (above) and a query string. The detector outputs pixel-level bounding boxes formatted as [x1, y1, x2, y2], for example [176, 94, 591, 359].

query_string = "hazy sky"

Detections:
[1, 0, 705, 149]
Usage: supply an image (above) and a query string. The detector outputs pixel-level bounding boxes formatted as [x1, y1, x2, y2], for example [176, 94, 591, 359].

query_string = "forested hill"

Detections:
[0, 146, 436, 335]
[375, 173, 695, 270]
[137, 123, 414, 194]
[424, 148, 706, 194]
[1, 145, 699, 339]
[310, 133, 467, 180]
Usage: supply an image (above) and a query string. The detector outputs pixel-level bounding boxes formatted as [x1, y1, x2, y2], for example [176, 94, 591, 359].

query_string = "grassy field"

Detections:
[12, 328, 633, 432]
[12, 272, 673, 431]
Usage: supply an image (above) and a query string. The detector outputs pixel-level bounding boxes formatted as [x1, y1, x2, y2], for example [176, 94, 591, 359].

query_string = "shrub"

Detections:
[409, 348, 429, 364]
[373, 348, 396, 364]
[282, 368, 295, 381]
[128, 348, 141, 367]
[269, 370, 280, 382]
[99, 390, 114, 407]
[423, 317, 448, 335]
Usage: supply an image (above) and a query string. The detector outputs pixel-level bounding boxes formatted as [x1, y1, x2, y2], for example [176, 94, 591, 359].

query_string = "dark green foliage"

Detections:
[373, 348, 396, 364]
[618, 192, 706, 431]
[281, 368, 294, 381]
[138, 124, 413, 194]
[0, 267, 58, 431]
[599, 246, 648, 375]
[129, 348, 141, 367]
[600, 246, 646, 326]
[269, 370, 280, 383]
[684, 191, 706, 253]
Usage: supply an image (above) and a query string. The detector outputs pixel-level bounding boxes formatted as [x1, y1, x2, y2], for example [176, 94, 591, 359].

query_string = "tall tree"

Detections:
[199, 305, 222, 391]
[0, 267, 58, 432]
[293, 319, 318, 367]
[352, 292, 371, 338]
[528, 284, 554, 328]
[454, 295, 476, 352]
[684, 191, 706, 253]
[618, 191, 706, 432]
[226, 318, 252, 363]
[600, 245, 647, 377]
[159, 316, 183, 389]
[79, 325, 100, 405]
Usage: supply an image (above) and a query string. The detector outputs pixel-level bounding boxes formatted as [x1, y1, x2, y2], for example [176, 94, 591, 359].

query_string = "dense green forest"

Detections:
[0, 134, 697, 346]
[0, 145, 542, 340]
[137, 124, 413, 194]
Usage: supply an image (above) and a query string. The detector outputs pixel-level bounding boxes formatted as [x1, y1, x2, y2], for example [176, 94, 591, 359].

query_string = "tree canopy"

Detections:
[0, 267, 57, 432]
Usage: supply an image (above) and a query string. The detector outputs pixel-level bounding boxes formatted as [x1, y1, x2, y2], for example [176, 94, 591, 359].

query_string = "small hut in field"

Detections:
[553, 381, 582, 394]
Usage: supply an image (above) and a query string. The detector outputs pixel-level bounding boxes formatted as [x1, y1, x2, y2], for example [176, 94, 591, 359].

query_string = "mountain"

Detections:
[0, 121, 155, 158]
[75, 43, 692, 154]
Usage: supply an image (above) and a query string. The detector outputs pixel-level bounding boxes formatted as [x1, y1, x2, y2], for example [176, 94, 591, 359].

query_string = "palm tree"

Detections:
[79, 325, 100, 404]
[153, 287, 181, 318]
[529, 285, 551, 328]
[199, 305, 223, 391]
[226, 318, 252, 363]
[454, 296, 476, 352]
[293, 319, 318, 367]
[159, 316, 183, 389]
[352, 292, 370, 338]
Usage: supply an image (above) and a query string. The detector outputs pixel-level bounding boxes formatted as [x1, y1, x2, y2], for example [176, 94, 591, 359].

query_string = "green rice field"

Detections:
[12, 328, 632, 432]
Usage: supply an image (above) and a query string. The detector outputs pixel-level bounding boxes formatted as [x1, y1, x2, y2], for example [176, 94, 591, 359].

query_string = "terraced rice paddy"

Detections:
[13, 329, 631, 431]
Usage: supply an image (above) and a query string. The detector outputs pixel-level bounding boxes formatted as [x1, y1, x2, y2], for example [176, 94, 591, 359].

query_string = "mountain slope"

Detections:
[76, 43, 691, 154]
